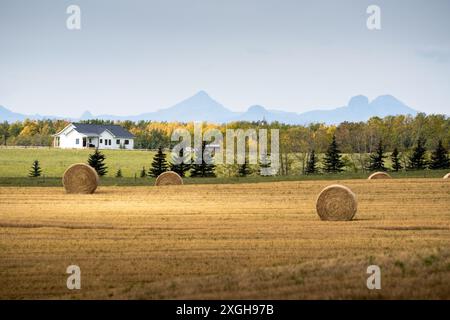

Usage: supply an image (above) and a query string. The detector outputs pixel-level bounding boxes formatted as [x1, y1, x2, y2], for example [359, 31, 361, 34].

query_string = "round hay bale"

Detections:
[155, 171, 183, 186]
[368, 172, 392, 180]
[316, 184, 357, 221]
[444, 173, 450, 179]
[62, 163, 99, 194]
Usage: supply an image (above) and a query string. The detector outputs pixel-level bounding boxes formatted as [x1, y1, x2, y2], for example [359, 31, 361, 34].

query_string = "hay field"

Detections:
[0, 178, 449, 299]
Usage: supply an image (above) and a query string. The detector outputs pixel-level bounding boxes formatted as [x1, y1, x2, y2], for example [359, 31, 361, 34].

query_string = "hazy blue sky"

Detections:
[1, 0, 449, 117]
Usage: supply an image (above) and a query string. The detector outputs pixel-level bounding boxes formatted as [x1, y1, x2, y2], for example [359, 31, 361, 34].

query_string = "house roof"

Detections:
[70, 123, 135, 138]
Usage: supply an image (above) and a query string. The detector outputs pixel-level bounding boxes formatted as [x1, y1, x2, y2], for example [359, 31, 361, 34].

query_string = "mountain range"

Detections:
[0, 91, 419, 125]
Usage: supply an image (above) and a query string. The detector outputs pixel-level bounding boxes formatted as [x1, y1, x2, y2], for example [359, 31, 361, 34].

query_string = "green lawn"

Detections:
[0, 147, 448, 186]
[0, 148, 156, 178]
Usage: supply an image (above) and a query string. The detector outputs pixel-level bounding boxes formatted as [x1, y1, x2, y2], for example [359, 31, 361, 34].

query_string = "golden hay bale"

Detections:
[444, 173, 450, 179]
[316, 184, 357, 221]
[62, 163, 99, 194]
[155, 171, 183, 186]
[368, 172, 392, 180]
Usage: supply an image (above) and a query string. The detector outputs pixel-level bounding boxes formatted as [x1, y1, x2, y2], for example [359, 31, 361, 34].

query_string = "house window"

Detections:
[75, 138, 79, 145]
[89, 138, 92, 143]
[100, 139, 103, 143]
[116, 139, 120, 145]
[124, 140, 129, 145]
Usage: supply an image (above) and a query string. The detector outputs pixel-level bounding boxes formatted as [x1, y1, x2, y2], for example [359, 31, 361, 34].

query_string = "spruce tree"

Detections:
[391, 147, 403, 172]
[115, 168, 123, 178]
[305, 149, 318, 174]
[88, 149, 108, 176]
[368, 140, 387, 171]
[170, 148, 191, 177]
[149, 146, 168, 177]
[429, 140, 450, 169]
[190, 141, 216, 177]
[408, 137, 427, 170]
[259, 153, 272, 176]
[323, 135, 345, 173]
[140, 166, 146, 178]
[238, 158, 252, 177]
[28, 160, 42, 177]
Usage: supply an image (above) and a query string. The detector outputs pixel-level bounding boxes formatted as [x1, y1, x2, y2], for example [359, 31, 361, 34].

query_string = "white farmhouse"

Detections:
[53, 123, 135, 150]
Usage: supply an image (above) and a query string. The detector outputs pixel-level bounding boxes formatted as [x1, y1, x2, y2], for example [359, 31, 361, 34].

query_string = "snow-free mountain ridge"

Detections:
[0, 91, 419, 124]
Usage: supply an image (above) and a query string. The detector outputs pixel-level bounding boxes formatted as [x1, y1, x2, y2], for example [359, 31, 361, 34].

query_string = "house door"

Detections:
[82, 137, 87, 147]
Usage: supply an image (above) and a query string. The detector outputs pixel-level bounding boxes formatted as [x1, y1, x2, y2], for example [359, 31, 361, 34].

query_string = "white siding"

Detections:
[116, 137, 134, 150]
[98, 131, 134, 150]
[59, 129, 86, 149]
[125, 138, 134, 150]
[98, 131, 115, 150]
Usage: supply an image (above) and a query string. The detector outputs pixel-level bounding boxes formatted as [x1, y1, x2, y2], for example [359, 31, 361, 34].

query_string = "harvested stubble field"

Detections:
[0, 178, 449, 299]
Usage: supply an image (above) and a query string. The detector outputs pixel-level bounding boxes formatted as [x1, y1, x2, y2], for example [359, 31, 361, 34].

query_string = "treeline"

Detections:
[0, 113, 448, 150]
[303, 135, 449, 175]
[0, 119, 68, 146]
[1, 113, 449, 175]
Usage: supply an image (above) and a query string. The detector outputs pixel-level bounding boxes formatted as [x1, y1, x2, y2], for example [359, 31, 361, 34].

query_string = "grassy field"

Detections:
[0, 147, 156, 178]
[0, 148, 448, 186]
[0, 178, 449, 299]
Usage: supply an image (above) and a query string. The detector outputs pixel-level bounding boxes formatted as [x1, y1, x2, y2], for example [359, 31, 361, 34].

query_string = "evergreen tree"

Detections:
[149, 146, 169, 177]
[238, 158, 252, 177]
[408, 137, 428, 170]
[391, 147, 403, 172]
[429, 140, 450, 169]
[190, 141, 216, 177]
[0, 121, 10, 146]
[28, 160, 42, 177]
[115, 168, 123, 178]
[139, 166, 146, 178]
[368, 140, 387, 171]
[88, 149, 108, 176]
[305, 149, 318, 174]
[170, 148, 191, 177]
[259, 153, 273, 176]
[323, 135, 345, 173]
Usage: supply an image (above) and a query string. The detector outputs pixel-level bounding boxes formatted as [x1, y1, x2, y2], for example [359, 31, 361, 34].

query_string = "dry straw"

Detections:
[155, 171, 183, 186]
[444, 173, 450, 179]
[316, 184, 357, 221]
[62, 163, 99, 194]
[368, 172, 392, 180]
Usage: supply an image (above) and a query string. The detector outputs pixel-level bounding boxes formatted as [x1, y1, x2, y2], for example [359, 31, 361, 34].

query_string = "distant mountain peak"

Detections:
[151, 90, 236, 122]
[370, 95, 415, 116]
[372, 94, 402, 104]
[184, 90, 214, 103]
[348, 95, 369, 109]
[247, 105, 267, 113]
[194, 90, 209, 97]
[173, 90, 218, 107]
[80, 110, 94, 120]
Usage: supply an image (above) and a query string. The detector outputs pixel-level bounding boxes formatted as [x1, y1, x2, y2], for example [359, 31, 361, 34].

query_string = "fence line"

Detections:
[0, 145, 52, 149]
[0, 145, 159, 151]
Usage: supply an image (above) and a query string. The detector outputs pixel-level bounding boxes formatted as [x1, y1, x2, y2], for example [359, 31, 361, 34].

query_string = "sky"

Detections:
[1, 0, 450, 117]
